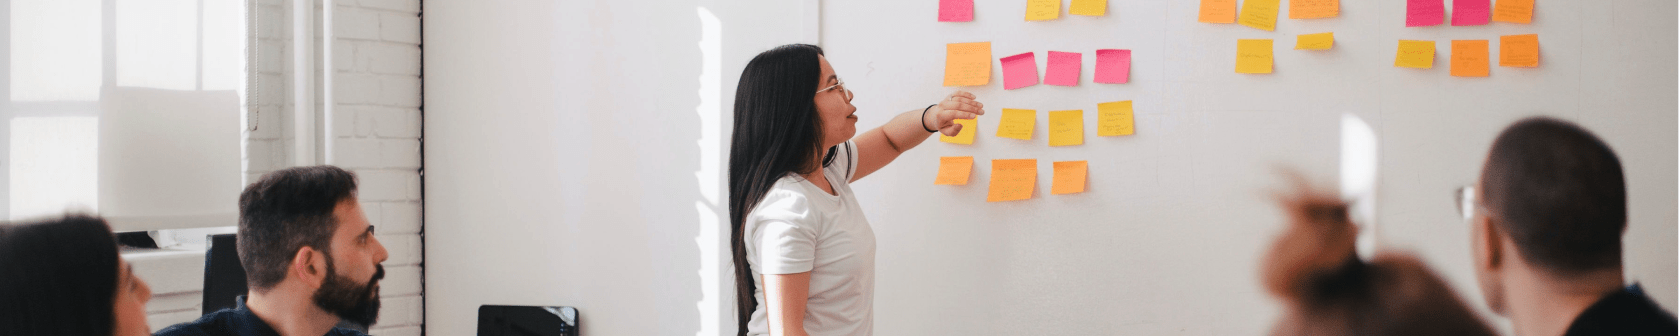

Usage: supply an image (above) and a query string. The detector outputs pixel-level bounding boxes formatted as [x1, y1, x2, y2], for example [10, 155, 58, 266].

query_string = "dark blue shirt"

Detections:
[154, 297, 368, 336]
[1564, 284, 1678, 336]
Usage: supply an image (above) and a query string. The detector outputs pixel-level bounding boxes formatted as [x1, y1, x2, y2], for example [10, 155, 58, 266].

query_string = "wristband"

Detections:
[921, 104, 938, 133]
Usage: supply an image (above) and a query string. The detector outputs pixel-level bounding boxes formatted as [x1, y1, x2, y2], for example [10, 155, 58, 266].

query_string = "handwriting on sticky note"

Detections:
[1295, 32, 1334, 50]
[1097, 101, 1135, 136]
[1094, 49, 1130, 84]
[1451, 40, 1490, 77]
[1238, 0, 1279, 31]
[1499, 34, 1539, 67]
[1406, 0, 1445, 27]
[1289, 0, 1337, 19]
[939, 0, 974, 22]
[1491, 0, 1533, 24]
[944, 42, 992, 87]
[1001, 52, 1039, 90]
[1452, 0, 1490, 26]
[1199, 0, 1237, 23]
[1070, 0, 1106, 16]
[940, 118, 978, 144]
[987, 159, 1037, 202]
[1048, 110, 1084, 147]
[1026, 0, 1059, 21]
[1044, 51, 1082, 86]
[996, 109, 1036, 140]
[1395, 40, 1436, 69]
[935, 156, 974, 185]
[1236, 39, 1274, 74]
[1052, 161, 1088, 195]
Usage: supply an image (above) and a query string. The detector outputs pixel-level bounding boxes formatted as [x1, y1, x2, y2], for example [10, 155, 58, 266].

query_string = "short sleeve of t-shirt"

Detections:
[750, 190, 818, 274]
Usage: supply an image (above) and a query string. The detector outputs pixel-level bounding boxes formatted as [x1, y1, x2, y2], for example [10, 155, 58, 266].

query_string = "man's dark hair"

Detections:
[0, 215, 121, 336]
[1480, 117, 1626, 275]
[238, 165, 358, 291]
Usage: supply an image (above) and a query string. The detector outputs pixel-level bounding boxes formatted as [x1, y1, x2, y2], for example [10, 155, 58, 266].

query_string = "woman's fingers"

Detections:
[939, 123, 964, 137]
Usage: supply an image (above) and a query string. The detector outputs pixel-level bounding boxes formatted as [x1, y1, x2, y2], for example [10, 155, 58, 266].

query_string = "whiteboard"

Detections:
[823, 0, 1676, 334]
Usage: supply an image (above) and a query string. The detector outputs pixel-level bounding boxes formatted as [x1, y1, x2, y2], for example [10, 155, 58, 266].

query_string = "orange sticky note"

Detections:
[940, 118, 978, 144]
[935, 156, 974, 185]
[1451, 40, 1490, 77]
[1048, 110, 1084, 147]
[1026, 0, 1059, 21]
[1236, 39, 1274, 74]
[987, 159, 1037, 202]
[1198, 0, 1237, 23]
[1289, 0, 1338, 19]
[1070, 0, 1106, 16]
[1097, 100, 1135, 136]
[1295, 32, 1334, 50]
[1238, 0, 1280, 31]
[996, 108, 1035, 140]
[1052, 161, 1088, 195]
[1395, 40, 1436, 69]
[943, 42, 991, 87]
[1491, 0, 1533, 24]
[1499, 34, 1539, 67]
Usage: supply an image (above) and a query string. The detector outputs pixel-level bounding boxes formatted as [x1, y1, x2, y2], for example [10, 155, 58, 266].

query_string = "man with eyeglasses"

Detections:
[1456, 117, 1674, 336]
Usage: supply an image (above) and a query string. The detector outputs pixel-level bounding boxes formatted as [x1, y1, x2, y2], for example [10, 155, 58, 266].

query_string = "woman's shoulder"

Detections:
[750, 178, 818, 224]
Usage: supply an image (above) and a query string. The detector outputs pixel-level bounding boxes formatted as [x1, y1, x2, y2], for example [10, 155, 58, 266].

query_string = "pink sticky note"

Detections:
[1001, 52, 1039, 90]
[1406, 0, 1445, 27]
[1094, 49, 1131, 84]
[939, 0, 974, 22]
[1451, 0, 1490, 26]
[1044, 51, 1081, 86]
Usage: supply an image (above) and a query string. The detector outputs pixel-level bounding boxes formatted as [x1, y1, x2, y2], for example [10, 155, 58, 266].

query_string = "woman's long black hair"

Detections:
[728, 43, 837, 335]
[0, 214, 122, 335]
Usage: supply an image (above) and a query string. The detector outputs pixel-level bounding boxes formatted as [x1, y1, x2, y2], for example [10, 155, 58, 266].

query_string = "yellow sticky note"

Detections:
[987, 159, 1037, 202]
[1289, 0, 1338, 19]
[1070, 0, 1106, 16]
[1026, 0, 1059, 21]
[1452, 40, 1490, 77]
[944, 42, 991, 87]
[1097, 101, 1135, 136]
[1491, 0, 1533, 24]
[1295, 32, 1334, 50]
[1048, 110, 1084, 147]
[1198, 0, 1237, 23]
[1499, 34, 1539, 67]
[1236, 39, 1274, 74]
[940, 118, 978, 144]
[935, 156, 974, 185]
[1052, 161, 1088, 195]
[1395, 40, 1436, 69]
[1238, 0, 1280, 31]
[997, 109, 1035, 140]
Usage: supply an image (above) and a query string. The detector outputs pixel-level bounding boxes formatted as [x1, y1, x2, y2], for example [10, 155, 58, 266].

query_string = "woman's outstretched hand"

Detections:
[924, 91, 985, 137]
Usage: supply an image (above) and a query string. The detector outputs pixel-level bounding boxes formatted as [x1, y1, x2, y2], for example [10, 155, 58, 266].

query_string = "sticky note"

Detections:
[943, 42, 991, 87]
[1198, 0, 1237, 23]
[1451, 40, 1490, 77]
[1238, 0, 1279, 31]
[1044, 51, 1082, 86]
[1094, 49, 1131, 84]
[940, 118, 978, 144]
[1097, 100, 1135, 136]
[1491, 0, 1533, 24]
[1048, 110, 1084, 147]
[1070, 0, 1106, 16]
[996, 108, 1035, 140]
[1026, 0, 1059, 21]
[1395, 40, 1435, 69]
[987, 159, 1037, 202]
[1001, 52, 1039, 90]
[1295, 32, 1334, 50]
[939, 0, 974, 22]
[1452, 0, 1490, 26]
[1406, 0, 1445, 27]
[1236, 39, 1273, 74]
[935, 156, 974, 185]
[1289, 0, 1338, 19]
[1052, 161, 1088, 195]
[1499, 34, 1539, 67]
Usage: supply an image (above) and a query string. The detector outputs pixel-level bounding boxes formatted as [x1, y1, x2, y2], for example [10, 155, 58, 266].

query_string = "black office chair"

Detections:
[478, 305, 579, 336]
[202, 233, 368, 333]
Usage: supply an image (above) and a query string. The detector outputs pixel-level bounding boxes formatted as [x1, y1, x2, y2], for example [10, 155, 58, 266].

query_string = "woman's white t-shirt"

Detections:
[744, 141, 876, 336]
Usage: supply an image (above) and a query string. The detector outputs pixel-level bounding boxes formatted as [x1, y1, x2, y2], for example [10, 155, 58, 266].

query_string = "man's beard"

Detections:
[313, 258, 384, 327]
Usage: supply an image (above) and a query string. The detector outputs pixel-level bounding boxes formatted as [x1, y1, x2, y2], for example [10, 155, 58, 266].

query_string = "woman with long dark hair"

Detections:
[729, 44, 984, 336]
[0, 215, 154, 336]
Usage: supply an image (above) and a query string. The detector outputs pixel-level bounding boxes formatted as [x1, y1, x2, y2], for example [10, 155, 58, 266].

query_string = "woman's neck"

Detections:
[801, 168, 836, 196]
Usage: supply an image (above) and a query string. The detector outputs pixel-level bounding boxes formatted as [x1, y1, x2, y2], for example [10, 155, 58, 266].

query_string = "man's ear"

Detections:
[290, 246, 328, 289]
[1475, 215, 1504, 271]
